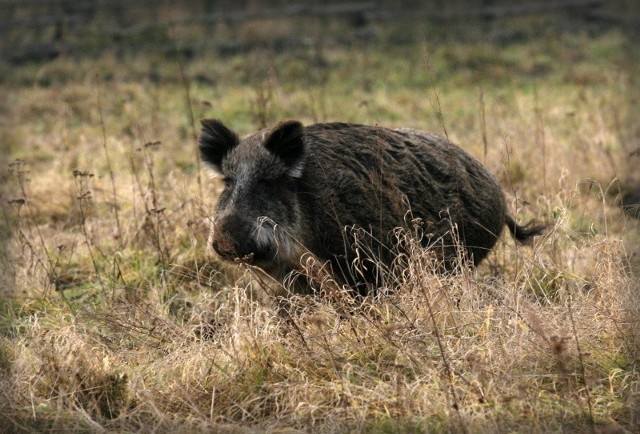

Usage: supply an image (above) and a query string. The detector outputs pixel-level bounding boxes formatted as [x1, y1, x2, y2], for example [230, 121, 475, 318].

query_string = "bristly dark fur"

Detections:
[200, 120, 546, 293]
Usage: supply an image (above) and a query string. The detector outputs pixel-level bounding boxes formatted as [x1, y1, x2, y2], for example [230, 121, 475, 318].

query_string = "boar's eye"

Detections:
[259, 175, 297, 193]
[222, 177, 235, 188]
[257, 175, 290, 189]
[257, 178, 273, 188]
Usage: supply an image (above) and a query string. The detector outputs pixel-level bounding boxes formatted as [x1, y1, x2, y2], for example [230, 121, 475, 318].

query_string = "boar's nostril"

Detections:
[211, 227, 238, 259]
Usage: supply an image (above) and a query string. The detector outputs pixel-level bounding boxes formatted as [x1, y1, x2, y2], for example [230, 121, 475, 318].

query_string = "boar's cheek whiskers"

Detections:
[254, 216, 305, 266]
[253, 217, 278, 254]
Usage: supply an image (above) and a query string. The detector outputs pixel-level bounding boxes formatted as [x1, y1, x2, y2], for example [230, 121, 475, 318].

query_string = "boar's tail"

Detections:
[505, 214, 547, 244]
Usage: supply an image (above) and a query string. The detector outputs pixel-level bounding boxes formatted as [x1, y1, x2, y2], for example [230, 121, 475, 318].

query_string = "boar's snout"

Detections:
[210, 223, 238, 261]
[211, 215, 275, 264]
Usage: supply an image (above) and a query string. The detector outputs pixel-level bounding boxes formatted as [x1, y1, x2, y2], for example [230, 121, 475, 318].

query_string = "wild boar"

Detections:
[199, 120, 544, 293]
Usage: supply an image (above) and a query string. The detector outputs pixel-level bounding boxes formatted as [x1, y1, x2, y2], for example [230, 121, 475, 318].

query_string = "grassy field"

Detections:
[1, 17, 639, 433]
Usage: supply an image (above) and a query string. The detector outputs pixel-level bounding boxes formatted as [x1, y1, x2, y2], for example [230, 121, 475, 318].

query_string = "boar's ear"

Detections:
[199, 119, 239, 174]
[263, 120, 305, 178]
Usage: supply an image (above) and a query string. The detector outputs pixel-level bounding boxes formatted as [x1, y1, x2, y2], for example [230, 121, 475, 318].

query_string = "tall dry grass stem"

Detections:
[8, 160, 56, 294]
[533, 83, 547, 195]
[479, 85, 488, 162]
[252, 83, 274, 130]
[95, 75, 123, 246]
[174, 44, 203, 203]
[567, 296, 596, 433]
[422, 43, 448, 140]
[72, 169, 106, 293]
[142, 140, 169, 264]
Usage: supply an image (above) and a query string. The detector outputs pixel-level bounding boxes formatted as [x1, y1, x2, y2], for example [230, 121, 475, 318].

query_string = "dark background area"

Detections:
[1, 0, 638, 64]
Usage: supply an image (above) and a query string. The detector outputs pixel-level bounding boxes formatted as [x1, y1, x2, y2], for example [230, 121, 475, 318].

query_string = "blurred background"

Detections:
[2, 1, 639, 64]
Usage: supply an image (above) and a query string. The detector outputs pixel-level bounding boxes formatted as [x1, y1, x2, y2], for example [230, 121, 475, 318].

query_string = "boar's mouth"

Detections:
[211, 228, 277, 266]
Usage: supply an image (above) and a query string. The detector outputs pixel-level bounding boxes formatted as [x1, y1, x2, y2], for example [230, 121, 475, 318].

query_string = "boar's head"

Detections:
[199, 119, 308, 275]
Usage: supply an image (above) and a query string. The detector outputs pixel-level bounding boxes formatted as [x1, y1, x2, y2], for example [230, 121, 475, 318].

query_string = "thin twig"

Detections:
[533, 83, 547, 195]
[421, 280, 467, 434]
[73, 171, 106, 293]
[479, 85, 488, 161]
[422, 44, 449, 140]
[9, 160, 56, 291]
[172, 25, 203, 203]
[567, 296, 596, 433]
[95, 75, 123, 246]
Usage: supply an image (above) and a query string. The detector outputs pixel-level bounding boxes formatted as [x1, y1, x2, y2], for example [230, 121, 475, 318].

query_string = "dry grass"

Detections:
[1, 25, 639, 433]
